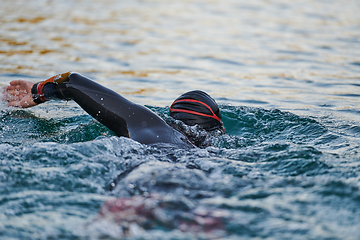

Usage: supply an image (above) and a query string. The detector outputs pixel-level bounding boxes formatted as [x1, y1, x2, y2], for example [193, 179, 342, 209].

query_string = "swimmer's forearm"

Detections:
[31, 72, 131, 137]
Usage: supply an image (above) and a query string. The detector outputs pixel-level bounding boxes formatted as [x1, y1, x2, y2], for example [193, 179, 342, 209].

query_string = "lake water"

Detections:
[0, 0, 360, 239]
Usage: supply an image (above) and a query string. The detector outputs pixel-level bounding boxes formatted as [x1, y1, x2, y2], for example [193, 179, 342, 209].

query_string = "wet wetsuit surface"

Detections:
[41, 72, 193, 147]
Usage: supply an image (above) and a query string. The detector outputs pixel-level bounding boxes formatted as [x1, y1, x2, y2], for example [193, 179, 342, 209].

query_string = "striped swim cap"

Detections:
[169, 90, 223, 131]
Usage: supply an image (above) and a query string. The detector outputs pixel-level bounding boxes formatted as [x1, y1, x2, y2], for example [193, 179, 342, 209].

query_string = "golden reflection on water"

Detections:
[0, 0, 359, 118]
[17, 17, 46, 24]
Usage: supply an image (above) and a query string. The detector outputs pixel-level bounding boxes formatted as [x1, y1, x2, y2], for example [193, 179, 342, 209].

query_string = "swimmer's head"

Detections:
[169, 90, 223, 131]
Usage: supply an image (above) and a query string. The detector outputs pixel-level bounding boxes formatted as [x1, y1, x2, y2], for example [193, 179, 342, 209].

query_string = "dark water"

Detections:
[1, 104, 359, 239]
[1, 0, 360, 239]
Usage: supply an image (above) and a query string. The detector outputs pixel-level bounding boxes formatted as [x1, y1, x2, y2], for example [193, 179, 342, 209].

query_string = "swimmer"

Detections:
[3, 72, 224, 147]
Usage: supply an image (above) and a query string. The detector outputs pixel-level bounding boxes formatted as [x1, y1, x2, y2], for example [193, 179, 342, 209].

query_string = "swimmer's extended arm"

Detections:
[4, 72, 190, 146]
[30, 72, 131, 138]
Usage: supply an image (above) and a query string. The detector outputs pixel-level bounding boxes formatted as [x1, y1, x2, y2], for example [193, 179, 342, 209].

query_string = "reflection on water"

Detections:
[1, 0, 359, 113]
[0, 0, 360, 239]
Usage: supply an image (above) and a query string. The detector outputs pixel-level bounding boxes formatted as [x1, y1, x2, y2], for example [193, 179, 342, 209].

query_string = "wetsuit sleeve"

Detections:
[31, 72, 191, 146]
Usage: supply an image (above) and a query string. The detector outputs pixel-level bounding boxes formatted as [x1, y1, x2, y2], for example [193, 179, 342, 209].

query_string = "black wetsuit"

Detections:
[40, 72, 193, 148]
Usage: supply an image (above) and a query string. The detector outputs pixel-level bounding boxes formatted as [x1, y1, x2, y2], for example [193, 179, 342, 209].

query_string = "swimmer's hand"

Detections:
[3, 80, 37, 108]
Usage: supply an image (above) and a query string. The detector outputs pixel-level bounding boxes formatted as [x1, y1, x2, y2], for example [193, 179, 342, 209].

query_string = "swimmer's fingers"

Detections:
[4, 94, 36, 108]
[4, 89, 26, 98]
[6, 80, 33, 92]
[7, 100, 23, 108]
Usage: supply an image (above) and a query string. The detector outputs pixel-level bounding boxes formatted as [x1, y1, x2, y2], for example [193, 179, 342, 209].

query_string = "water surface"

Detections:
[0, 0, 360, 239]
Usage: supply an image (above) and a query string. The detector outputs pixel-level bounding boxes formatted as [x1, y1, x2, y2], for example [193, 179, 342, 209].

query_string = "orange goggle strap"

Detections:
[169, 99, 222, 123]
[32, 72, 72, 104]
